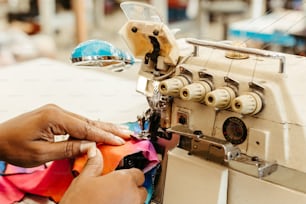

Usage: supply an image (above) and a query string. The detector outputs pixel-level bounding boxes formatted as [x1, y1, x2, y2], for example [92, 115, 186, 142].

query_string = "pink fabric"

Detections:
[1, 159, 73, 203]
[0, 176, 24, 203]
[5, 164, 46, 174]
[0, 139, 159, 203]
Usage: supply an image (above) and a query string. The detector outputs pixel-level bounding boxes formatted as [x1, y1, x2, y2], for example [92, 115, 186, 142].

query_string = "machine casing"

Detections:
[119, 2, 306, 203]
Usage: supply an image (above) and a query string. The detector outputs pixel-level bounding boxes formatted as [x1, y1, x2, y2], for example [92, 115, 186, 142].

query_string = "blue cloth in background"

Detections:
[143, 165, 160, 204]
[0, 161, 5, 174]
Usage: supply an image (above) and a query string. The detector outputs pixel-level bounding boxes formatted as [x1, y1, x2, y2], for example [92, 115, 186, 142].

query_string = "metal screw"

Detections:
[131, 27, 138, 33]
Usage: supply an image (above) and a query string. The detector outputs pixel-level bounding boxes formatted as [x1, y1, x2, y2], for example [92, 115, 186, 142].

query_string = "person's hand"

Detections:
[60, 146, 147, 204]
[0, 104, 133, 167]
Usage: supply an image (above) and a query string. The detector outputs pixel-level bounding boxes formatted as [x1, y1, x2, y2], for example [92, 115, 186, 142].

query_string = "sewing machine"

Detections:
[116, 2, 306, 204]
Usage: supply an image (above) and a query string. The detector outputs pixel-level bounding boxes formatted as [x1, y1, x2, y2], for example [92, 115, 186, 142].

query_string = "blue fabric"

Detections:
[124, 121, 149, 135]
[0, 161, 5, 174]
[143, 165, 160, 204]
[124, 121, 159, 203]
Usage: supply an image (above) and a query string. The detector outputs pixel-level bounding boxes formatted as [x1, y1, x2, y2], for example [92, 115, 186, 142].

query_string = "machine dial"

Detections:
[205, 87, 236, 109]
[159, 76, 189, 97]
[231, 92, 263, 115]
[222, 117, 247, 145]
[180, 81, 211, 102]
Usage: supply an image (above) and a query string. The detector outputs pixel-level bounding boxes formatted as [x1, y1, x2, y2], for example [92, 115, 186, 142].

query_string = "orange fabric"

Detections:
[73, 139, 158, 175]
[1, 138, 159, 203]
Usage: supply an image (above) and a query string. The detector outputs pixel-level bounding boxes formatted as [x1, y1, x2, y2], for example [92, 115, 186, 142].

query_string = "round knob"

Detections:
[225, 41, 249, 59]
[232, 92, 262, 115]
[205, 87, 236, 109]
[180, 81, 211, 102]
[159, 76, 189, 97]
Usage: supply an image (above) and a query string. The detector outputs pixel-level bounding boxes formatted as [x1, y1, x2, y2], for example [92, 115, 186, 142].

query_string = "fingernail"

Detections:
[80, 141, 97, 158]
[115, 136, 126, 145]
[87, 147, 97, 158]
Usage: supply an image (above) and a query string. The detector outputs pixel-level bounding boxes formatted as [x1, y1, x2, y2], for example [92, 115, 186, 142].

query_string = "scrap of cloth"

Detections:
[0, 122, 160, 203]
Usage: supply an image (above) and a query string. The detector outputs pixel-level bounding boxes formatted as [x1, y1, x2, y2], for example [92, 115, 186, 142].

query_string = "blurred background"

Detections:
[0, 0, 305, 66]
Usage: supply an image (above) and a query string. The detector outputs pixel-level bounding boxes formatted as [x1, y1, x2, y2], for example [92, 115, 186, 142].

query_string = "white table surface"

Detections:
[0, 58, 148, 124]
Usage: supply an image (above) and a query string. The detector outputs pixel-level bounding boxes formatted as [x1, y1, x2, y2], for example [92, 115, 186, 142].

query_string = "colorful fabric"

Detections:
[73, 139, 159, 175]
[0, 121, 160, 203]
[0, 160, 73, 203]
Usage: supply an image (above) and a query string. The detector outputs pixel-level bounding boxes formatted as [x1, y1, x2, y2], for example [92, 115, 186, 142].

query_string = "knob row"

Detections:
[158, 77, 262, 115]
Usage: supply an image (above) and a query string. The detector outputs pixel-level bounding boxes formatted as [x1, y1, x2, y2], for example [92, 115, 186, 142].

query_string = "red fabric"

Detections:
[2, 159, 73, 203]
[0, 139, 159, 203]
[0, 176, 24, 203]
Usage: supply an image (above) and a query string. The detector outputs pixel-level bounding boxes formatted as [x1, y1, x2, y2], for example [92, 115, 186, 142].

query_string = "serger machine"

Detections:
[118, 2, 306, 204]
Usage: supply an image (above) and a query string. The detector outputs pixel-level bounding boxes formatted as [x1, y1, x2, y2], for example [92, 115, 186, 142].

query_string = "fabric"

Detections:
[143, 165, 160, 204]
[73, 139, 159, 175]
[0, 160, 74, 203]
[0, 176, 24, 203]
[0, 121, 160, 203]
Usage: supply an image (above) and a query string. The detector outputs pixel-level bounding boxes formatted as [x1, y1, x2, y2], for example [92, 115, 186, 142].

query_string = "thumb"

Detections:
[79, 143, 104, 178]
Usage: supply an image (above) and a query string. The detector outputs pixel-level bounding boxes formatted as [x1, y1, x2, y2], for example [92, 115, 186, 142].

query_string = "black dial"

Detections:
[223, 117, 247, 145]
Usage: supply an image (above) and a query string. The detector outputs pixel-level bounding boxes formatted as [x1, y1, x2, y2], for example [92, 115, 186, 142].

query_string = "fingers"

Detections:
[117, 168, 147, 203]
[30, 140, 86, 163]
[60, 113, 126, 145]
[92, 122, 132, 140]
[126, 168, 146, 187]
[79, 141, 97, 158]
[127, 168, 147, 203]
[38, 104, 132, 145]
[61, 108, 133, 140]
[80, 148, 103, 178]
[138, 186, 148, 204]
[48, 141, 104, 177]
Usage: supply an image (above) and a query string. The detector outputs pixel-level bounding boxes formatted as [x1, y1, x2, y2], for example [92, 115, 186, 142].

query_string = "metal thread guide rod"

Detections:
[186, 38, 286, 74]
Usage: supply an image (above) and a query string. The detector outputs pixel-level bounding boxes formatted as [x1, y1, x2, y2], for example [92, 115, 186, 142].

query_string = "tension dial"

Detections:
[222, 117, 247, 145]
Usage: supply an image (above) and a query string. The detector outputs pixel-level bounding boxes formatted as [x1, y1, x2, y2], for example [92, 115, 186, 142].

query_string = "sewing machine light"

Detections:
[70, 39, 134, 67]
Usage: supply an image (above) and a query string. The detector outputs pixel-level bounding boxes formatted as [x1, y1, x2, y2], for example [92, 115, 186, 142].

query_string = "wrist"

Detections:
[0, 122, 9, 162]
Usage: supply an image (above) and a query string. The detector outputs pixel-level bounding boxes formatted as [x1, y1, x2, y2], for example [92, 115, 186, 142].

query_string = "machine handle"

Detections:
[186, 38, 286, 74]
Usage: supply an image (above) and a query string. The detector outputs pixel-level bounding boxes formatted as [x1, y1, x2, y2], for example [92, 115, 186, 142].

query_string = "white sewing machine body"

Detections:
[119, 2, 306, 203]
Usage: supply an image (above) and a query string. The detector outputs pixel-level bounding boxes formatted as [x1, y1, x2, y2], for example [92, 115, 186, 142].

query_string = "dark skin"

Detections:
[0, 104, 147, 204]
[61, 149, 147, 204]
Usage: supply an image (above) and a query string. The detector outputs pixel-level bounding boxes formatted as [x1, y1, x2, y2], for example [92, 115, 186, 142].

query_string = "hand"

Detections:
[60, 147, 147, 204]
[0, 104, 133, 167]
